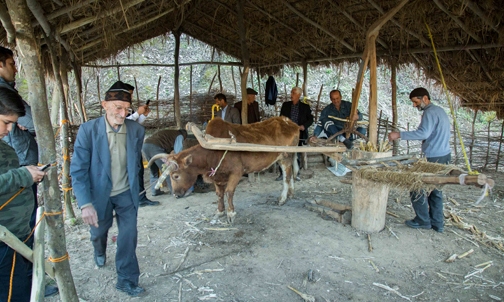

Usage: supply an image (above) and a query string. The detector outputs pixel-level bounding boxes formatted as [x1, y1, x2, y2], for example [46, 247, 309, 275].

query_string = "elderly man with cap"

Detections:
[70, 82, 146, 296]
[234, 87, 261, 124]
[388, 87, 451, 233]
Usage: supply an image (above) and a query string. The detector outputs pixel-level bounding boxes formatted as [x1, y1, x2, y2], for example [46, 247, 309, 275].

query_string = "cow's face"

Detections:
[169, 154, 198, 198]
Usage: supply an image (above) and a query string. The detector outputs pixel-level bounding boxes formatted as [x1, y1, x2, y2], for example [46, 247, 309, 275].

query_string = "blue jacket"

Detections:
[400, 103, 451, 158]
[0, 78, 38, 166]
[70, 117, 145, 220]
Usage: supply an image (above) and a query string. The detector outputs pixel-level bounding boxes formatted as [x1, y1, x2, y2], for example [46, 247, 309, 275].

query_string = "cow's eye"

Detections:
[172, 174, 180, 180]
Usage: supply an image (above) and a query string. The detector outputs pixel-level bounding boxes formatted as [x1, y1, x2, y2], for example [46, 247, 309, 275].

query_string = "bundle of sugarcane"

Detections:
[358, 140, 392, 152]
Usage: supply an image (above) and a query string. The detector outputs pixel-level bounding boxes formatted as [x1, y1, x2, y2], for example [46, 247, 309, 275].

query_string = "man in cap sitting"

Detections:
[71, 82, 146, 296]
[234, 87, 261, 124]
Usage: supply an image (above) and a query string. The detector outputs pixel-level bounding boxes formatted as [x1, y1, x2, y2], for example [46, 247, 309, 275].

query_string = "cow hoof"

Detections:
[227, 211, 236, 224]
[278, 197, 287, 206]
[214, 210, 225, 218]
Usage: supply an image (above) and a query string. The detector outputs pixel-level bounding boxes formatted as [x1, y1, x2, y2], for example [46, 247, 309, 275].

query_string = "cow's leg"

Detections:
[278, 156, 293, 205]
[225, 175, 241, 224]
[289, 153, 299, 197]
[214, 184, 226, 219]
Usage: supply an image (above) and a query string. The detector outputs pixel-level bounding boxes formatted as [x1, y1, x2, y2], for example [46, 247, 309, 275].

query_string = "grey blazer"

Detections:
[217, 105, 241, 124]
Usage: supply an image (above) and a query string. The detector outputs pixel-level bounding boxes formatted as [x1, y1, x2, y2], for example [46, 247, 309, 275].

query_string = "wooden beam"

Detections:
[282, 0, 356, 52]
[237, 0, 250, 125]
[59, 0, 146, 34]
[246, 0, 327, 57]
[83, 61, 242, 68]
[332, 3, 389, 50]
[258, 43, 500, 68]
[367, 0, 430, 46]
[40, 0, 97, 23]
[462, 0, 500, 33]
[433, 0, 482, 43]
[76, 8, 174, 52]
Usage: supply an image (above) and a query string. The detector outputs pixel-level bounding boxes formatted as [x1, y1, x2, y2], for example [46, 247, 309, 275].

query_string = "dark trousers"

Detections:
[90, 189, 140, 285]
[0, 237, 33, 302]
[138, 158, 148, 201]
[410, 154, 451, 228]
[29, 183, 37, 229]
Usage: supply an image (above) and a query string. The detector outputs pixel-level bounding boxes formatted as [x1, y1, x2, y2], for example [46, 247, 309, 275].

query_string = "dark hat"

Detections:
[105, 81, 132, 103]
[409, 87, 430, 100]
[109, 80, 134, 91]
[246, 88, 258, 95]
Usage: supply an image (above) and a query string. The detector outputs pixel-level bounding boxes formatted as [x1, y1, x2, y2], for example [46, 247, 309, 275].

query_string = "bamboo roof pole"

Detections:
[0, 2, 15, 43]
[391, 61, 398, 155]
[349, 0, 410, 145]
[173, 29, 182, 129]
[5, 0, 78, 300]
[302, 59, 308, 97]
[237, 0, 249, 125]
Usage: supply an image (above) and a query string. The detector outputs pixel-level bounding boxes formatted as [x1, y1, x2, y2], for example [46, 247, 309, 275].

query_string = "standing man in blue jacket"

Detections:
[388, 87, 451, 233]
[71, 82, 146, 296]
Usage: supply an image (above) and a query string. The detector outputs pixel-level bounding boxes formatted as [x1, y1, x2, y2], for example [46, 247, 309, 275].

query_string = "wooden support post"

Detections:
[60, 61, 74, 123]
[453, 119, 458, 164]
[208, 71, 217, 94]
[302, 59, 307, 96]
[496, 120, 504, 172]
[50, 81, 60, 125]
[315, 84, 323, 122]
[30, 207, 45, 301]
[470, 110, 477, 164]
[70, 59, 87, 122]
[116, 65, 120, 80]
[368, 39, 378, 144]
[351, 173, 389, 232]
[173, 29, 182, 129]
[296, 72, 299, 88]
[256, 69, 262, 100]
[97, 75, 102, 116]
[218, 65, 223, 92]
[134, 76, 140, 107]
[190, 65, 193, 120]
[237, 0, 250, 125]
[156, 75, 161, 121]
[407, 123, 410, 154]
[376, 109, 382, 145]
[484, 121, 491, 169]
[231, 66, 237, 97]
[391, 62, 398, 155]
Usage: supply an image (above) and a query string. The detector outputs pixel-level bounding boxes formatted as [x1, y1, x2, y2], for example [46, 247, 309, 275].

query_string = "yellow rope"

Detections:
[48, 252, 70, 263]
[425, 22, 477, 175]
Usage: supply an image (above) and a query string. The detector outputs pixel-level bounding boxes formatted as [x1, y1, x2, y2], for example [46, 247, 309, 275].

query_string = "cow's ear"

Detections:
[182, 154, 193, 167]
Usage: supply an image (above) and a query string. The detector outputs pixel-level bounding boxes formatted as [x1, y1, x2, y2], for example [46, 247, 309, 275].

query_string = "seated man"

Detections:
[142, 129, 194, 197]
[313, 89, 366, 149]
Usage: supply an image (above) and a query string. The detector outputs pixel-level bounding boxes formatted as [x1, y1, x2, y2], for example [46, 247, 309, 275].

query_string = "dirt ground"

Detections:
[48, 161, 504, 302]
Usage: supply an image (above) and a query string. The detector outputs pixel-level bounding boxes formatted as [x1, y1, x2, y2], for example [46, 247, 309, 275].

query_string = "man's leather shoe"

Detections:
[44, 285, 59, 297]
[116, 281, 145, 297]
[139, 198, 160, 207]
[432, 225, 444, 233]
[94, 254, 106, 267]
[275, 175, 283, 181]
[405, 219, 431, 230]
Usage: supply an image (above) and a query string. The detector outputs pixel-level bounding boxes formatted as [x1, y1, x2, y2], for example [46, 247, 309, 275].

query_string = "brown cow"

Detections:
[149, 116, 300, 223]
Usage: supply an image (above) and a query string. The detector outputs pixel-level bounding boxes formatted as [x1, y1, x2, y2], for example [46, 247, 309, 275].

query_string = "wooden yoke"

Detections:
[347, 0, 409, 145]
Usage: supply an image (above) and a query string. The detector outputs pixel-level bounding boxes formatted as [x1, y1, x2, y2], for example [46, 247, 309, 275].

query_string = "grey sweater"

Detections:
[400, 103, 451, 158]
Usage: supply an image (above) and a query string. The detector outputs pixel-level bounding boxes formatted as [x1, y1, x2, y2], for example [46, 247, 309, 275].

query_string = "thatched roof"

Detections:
[1, 0, 503, 117]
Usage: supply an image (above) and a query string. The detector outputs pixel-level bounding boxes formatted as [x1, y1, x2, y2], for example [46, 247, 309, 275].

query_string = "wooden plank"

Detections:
[187, 122, 347, 153]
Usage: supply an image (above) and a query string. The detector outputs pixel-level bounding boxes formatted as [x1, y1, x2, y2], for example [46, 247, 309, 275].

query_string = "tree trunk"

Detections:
[5, 0, 78, 300]
[173, 29, 182, 129]
[391, 61, 398, 155]
[50, 81, 60, 126]
[70, 59, 87, 122]
[237, 0, 249, 125]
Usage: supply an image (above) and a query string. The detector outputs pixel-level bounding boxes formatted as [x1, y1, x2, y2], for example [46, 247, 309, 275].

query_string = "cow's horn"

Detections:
[154, 160, 179, 190]
[147, 153, 170, 168]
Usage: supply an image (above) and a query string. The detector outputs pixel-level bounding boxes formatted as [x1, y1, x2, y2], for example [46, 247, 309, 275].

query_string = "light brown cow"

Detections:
[149, 116, 300, 223]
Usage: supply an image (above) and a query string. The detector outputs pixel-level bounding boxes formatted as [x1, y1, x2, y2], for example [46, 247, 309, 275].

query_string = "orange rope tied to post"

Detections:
[53, 119, 69, 139]
[48, 252, 70, 263]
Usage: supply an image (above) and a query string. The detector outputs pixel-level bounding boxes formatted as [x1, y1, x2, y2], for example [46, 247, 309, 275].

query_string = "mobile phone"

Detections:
[146, 99, 151, 106]
[40, 163, 52, 171]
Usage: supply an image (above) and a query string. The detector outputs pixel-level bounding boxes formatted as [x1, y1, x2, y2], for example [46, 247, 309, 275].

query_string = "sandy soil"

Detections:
[47, 161, 504, 302]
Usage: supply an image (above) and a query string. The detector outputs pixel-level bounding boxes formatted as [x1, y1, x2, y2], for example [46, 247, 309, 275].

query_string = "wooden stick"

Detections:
[314, 200, 351, 212]
[386, 211, 399, 218]
[174, 247, 189, 271]
[457, 249, 474, 259]
[315, 84, 323, 122]
[156, 75, 161, 121]
[369, 260, 379, 272]
[304, 203, 343, 223]
[30, 207, 45, 301]
[0, 225, 54, 278]
[367, 234, 373, 252]
[496, 120, 504, 172]
[287, 285, 315, 302]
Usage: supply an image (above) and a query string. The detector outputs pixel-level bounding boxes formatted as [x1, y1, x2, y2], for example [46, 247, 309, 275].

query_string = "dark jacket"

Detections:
[265, 76, 278, 106]
[280, 101, 313, 145]
[234, 101, 260, 124]
[0, 78, 38, 166]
